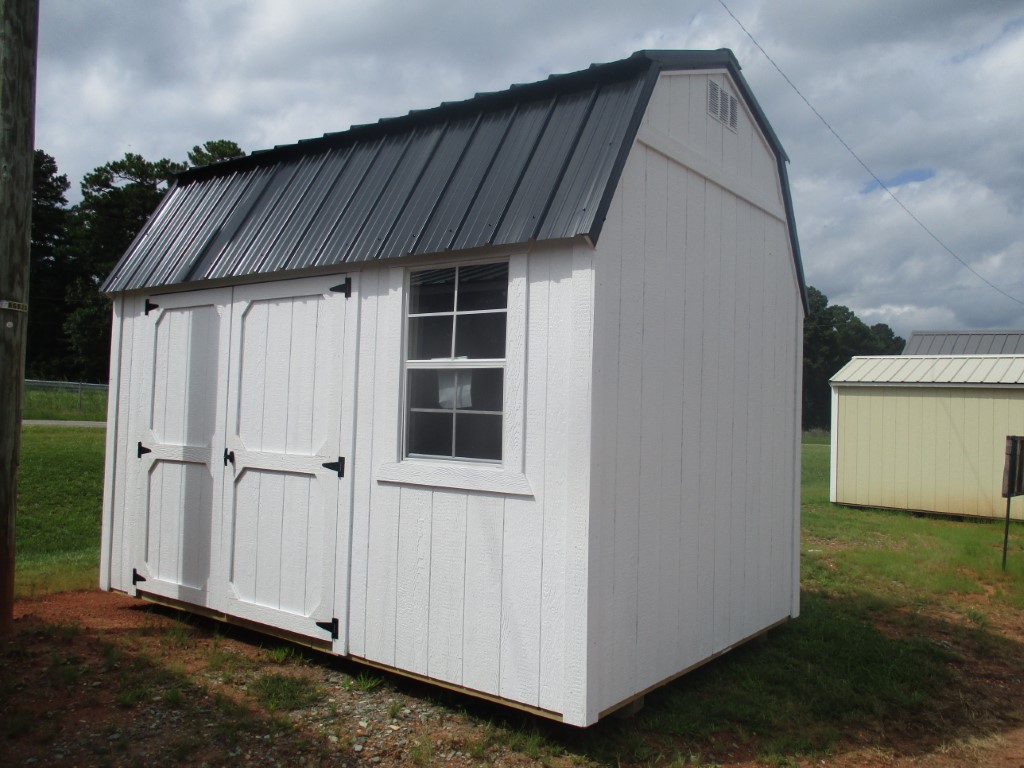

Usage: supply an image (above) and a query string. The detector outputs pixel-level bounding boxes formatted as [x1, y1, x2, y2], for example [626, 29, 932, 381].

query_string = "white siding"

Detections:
[586, 70, 802, 720]
[350, 248, 593, 720]
[101, 67, 801, 728]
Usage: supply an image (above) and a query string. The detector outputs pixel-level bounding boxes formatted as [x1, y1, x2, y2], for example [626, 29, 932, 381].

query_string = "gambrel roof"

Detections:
[103, 49, 804, 297]
[902, 330, 1024, 355]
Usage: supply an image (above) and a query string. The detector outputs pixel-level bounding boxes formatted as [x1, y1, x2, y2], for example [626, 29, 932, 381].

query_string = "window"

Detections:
[404, 262, 508, 462]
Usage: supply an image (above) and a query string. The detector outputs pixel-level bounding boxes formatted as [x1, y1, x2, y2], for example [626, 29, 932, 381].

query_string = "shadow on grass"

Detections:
[0, 610, 341, 767]
[11, 590, 1021, 767]
[414, 589, 1024, 765]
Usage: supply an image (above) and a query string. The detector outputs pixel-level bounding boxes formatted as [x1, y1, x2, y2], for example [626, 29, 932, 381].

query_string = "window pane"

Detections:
[407, 410, 453, 457]
[457, 263, 508, 311]
[409, 315, 453, 359]
[457, 368, 503, 411]
[408, 369, 444, 409]
[455, 413, 502, 460]
[454, 312, 506, 359]
[410, 268, 456, 314]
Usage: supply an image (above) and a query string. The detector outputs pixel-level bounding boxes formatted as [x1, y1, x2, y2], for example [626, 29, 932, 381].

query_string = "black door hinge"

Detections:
[329, 277, 351, 298]
[137, 442, 152, 458]
[132, 568, 147, 585]
[321, 457, 345, 477]
[144, 299, 159, 315]
[223, 448, 235, 467]
[316, 617, 339, 640]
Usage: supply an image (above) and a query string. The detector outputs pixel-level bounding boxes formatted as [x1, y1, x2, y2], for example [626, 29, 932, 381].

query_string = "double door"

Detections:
[126, 275, 355, 648]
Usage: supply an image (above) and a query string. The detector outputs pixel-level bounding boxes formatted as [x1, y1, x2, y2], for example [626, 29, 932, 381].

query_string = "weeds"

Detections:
[264, 644, 298, 664]
[343, 671, 384, 692]
[252, 673, 319, 712]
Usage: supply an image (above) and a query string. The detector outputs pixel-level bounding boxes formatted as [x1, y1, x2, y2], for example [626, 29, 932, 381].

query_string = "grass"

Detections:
[251, 673, 320, 712]
[15, 425, 106, 597]
[10, 425, 1024, 765]
[21, 386, 108, 421]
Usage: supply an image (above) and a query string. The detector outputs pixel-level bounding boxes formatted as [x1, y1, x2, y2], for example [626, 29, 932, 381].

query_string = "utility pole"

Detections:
[0, 0, 39, 635]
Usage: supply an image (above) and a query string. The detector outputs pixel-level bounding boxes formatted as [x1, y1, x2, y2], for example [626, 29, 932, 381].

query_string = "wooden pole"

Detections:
[0, 0, 39, 635]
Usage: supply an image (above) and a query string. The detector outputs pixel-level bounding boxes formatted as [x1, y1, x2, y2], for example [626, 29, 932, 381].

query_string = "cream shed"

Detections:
[100, 49, 805, 726]
[830, 355, 1024, 520]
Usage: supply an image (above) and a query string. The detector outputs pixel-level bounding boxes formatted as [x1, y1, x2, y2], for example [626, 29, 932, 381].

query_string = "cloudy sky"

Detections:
[35, 0, 1024, 338]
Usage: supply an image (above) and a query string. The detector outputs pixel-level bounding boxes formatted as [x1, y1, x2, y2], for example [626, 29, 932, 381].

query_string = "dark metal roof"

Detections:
[103, 49, 805, 309]
[902, 331, 1024, 355]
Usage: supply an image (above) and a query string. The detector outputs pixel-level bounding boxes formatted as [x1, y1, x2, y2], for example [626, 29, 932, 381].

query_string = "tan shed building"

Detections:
[830, 355, 1024, 520]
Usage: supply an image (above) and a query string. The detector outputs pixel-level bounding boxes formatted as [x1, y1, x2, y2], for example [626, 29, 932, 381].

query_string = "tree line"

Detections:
[28, 143, 902, 428]
[27, 140, 244, 382]
[802, 286, 904, 430]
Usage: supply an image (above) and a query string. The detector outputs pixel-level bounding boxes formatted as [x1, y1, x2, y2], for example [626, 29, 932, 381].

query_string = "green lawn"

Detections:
[21, 387, 108, 421]
[15, 425, 106, 596]
[12, 427, 1024, 763]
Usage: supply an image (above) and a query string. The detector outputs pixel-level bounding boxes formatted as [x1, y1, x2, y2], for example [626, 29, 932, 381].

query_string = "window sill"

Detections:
[377, 460, 534, 497]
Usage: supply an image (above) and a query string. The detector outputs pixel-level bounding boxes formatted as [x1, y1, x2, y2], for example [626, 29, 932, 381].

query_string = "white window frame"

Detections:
[377, 253, 532, 496]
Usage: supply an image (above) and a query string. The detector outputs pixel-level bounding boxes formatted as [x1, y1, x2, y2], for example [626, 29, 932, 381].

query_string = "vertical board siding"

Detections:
[361, 269, 403, 666]
[563, 245, 595, 725]
[100, 297, 126, 592]
[637, 148, 668, 685]
[588, 69, 801, 714]
[354, 250, 583, 714]
[395, 486, 432, 675]
[833, 386, 1024, 520]
[427, 491, 467, 684]
[347, 268, 379, 658]
[462, 494, 505, 693]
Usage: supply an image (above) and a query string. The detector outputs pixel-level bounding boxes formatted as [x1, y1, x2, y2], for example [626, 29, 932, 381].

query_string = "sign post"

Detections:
[1001, 436, 1024, 571]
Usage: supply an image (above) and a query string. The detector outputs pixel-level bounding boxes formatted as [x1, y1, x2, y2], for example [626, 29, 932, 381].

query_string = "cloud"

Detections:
[34, 0, 1024, 337]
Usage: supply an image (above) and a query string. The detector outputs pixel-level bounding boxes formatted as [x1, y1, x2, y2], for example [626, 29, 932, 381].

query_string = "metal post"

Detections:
[1004, 497, 1013, 572]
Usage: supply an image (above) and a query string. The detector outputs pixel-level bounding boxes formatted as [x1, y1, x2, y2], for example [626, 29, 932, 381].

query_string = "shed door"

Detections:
[129, 287, 232, 606]
[218, 276, 352, 644]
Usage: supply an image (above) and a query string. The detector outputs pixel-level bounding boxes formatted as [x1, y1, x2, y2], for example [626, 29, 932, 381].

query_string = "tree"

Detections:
[62, 152, 185, 380]
[25, 149, 71, 377]
[61, 141, 246, 381]
[187, 139, 244, 167]
[802, 286, 904, 430]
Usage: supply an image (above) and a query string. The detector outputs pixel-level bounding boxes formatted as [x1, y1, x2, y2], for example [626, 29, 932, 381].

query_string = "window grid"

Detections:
[404, 263, 508, 462]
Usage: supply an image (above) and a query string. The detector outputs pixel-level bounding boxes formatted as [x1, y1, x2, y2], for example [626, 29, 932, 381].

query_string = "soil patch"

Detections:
[2, 590, 1024, 767]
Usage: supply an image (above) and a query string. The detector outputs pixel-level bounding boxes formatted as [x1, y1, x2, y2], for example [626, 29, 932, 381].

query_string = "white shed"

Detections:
[100, 49, 805, 726]
[831, 354, 1024, 520]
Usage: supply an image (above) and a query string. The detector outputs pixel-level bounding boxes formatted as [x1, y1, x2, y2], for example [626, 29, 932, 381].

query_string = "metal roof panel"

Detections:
[493, 88, 596, 245]
[903, 331, 1024, 355]
[103, 49, 805, 299]
[832, 355, 1024, 386]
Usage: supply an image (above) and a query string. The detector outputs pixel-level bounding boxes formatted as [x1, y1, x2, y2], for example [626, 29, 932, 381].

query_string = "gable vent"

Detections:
[707, 80, 739, 131]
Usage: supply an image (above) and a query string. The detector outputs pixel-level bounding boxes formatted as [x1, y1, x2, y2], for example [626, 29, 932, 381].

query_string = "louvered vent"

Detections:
[707, 80, 739, 131]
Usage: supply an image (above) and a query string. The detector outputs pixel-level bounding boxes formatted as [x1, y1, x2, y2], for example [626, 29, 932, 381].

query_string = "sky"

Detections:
[35, 0, 1024, 339]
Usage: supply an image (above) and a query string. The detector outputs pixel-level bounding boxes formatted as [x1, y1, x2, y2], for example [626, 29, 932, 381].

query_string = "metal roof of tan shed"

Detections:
[832, 355, 1024, 387]
[102, 49, 805, 301]
[902, 330, 1024, 355]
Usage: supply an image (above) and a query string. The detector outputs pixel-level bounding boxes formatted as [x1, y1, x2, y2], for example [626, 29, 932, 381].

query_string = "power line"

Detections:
[717, 0, 1024, 308]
